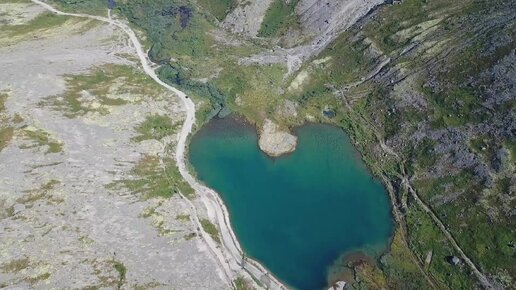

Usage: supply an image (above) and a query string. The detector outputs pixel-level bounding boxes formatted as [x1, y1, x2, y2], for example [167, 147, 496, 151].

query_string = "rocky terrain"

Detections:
[0, 2, 227, 288]
[222, 0, 273, 37]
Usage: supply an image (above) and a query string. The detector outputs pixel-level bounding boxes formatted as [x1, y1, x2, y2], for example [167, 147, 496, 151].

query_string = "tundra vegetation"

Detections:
[50, 0, 515, 288]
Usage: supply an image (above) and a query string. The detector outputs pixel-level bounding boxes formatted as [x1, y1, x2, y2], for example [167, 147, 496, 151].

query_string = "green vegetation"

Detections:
[105, 0, 275, 120]
[214, 63, 286, 121]
[26, 272, 51, 285]
[405, 202, 475, 289]
[234, 276, 256, 290]
[158, 64, 230, 119]
[0, 93, 7, 112]
[184, 232, 196, 240]
[79, 235, 94, 245]
[133, 115, 177, 142]
[21, 128, 63, 154]
[200, 218, 220, 244]
[115, 0, 212, 61]
[17, 179, 61, 205]
[52, 0, 107, 15]
[1, 258, 30, 273]
[111, 260, 126, 289]
[1, 12, 69, 37]
[363, 0, 436, 54]
[362, 229, 430, 289]
[43, 65, 160, 118]
[197, 0, 237, 21]
[109, 155, 194, 199]
[405, 137, 437, 175]
[175, 214, 190, 221]
[469, 135, 497, 164]
[0, 127, 14, 152]
[426, 87, 486, 128]
[41, 179, 61, 191]
[258, 0, 301, 38]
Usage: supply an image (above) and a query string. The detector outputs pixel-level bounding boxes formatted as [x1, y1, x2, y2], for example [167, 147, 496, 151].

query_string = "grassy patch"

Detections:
[405, 137, 437, 175]
[184, 232, 196, 240]
[469, 135, 497, 164]
[116, 1, 213, 61]
[21, 128, 63, 154]
[175, 214, 190, 221]
[0, 93, 7, 112]
[406, 202, 476, 289]
[258, 0, 301, 38]
[363, 0, 435, 54]
[353, 260, 388, 289]
[1, 12, 68, 37]
[1, 258, 30, 273]
[111, 260, 126, 289]
[215, 63, 286, 122]
[200, 218, 220, 244]
[197, 0, 237, 21]
[425, 87, 487, 128]
[17, 179, 60, 205]
[133, 115, 177, 142]
[0, 127, 14, 152]
[427, 187, 516, 279]
[234, 276, 256, 290]
[51, 0, 108, 15]
[109, 154, 194, 199]
[375, 229, 432, 289]
[42, 65, 160, 118]
[26, 272, 51, 285]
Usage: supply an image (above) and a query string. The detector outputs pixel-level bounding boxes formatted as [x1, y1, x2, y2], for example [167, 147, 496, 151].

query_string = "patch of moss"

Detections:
[200, 218, 220, 244]
[234, 276, 256, 290]
[175, 214, 190, 221]
[109, 155, 194, 199]
[2, 12, 68, 37]
[197, 0, 237, 21]
[111, 260, 126, 289]
[1, 258, 30, 273]
[133, 115, 177, 142]
[0, 127, 14, 152]
[17, 179, 60, 205]
[215, 63, 286, 122]
[51, 0, 108, 15]
[0, 93, 7, 112]
[405, 201, 476, 289]
[184, 232, 196, 240]
[27, 272, 51, 285]
[258, 0, 301, 38]
[22, 128, 63, 154]
[42, 65, 160, 118]
[374, 229, 433, 289]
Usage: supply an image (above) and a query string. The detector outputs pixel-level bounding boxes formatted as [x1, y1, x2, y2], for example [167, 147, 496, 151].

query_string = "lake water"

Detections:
[188, 117, 393, 289]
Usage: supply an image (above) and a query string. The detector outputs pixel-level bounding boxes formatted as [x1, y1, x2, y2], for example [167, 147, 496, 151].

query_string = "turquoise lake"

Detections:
[188, 117, 393, 289]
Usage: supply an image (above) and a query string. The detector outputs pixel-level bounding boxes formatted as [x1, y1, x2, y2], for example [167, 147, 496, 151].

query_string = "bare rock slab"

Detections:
[258, 119, 297, 157]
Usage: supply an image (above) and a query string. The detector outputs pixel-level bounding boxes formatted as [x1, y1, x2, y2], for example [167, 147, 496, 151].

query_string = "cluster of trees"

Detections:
[158, 64, 229, 118]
